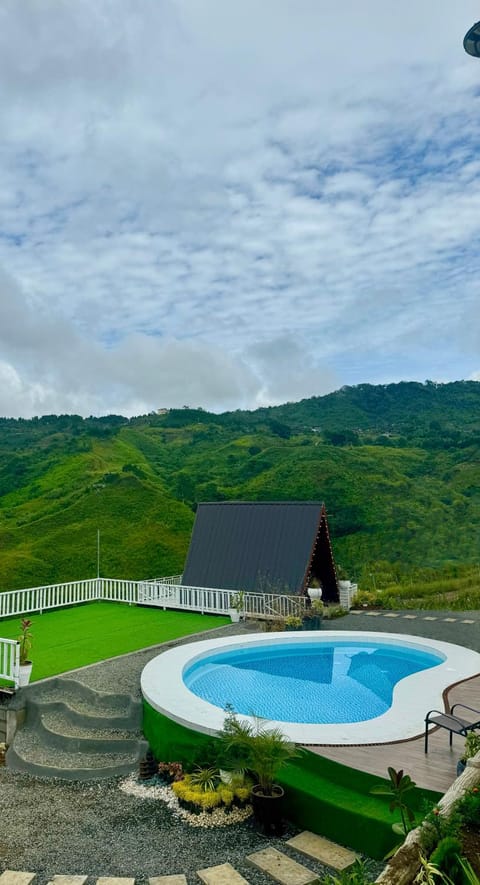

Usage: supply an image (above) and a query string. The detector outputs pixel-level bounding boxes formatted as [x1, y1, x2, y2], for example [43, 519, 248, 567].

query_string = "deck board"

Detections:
[306, 674, 480, 794]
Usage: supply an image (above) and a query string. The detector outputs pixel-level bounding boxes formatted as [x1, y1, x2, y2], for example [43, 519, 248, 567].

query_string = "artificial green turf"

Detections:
[142, 702, 441, 860]
[0, 602, 229, 682]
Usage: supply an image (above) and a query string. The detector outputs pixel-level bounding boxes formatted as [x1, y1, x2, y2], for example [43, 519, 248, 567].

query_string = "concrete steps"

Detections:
[5, 677, 147, 780]
[0, 830, 359, 885]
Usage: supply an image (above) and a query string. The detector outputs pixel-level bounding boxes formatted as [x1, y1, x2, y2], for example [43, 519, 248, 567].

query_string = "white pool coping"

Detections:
[140, 631, 480, 745]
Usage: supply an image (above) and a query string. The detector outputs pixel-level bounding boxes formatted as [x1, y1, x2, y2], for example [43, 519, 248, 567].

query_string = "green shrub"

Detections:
[456, 786, 480, 827]
[188, 766, 219, 792]
[323, 605, 347, 620]
[429, 836, 464, 882]
[319, 859, 374, 885]
[171, 774, 251, 813]
[420, 803, 462, 855]
[352, 590, 385, 609]
[460, 733, 480, 765]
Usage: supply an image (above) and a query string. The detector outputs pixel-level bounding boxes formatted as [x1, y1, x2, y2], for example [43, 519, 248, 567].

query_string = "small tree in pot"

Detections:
[217, 708, 299, 834]
[228, 591, 245, 623]
[18, 618, 33, 686]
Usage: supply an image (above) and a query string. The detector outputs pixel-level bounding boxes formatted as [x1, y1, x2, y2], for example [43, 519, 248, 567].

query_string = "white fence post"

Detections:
[0, 638, 20, 690]
[338, 581, 356, 610]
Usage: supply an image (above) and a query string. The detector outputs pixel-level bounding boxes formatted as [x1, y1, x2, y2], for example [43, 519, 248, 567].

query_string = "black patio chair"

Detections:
[424, 703, 480, 753]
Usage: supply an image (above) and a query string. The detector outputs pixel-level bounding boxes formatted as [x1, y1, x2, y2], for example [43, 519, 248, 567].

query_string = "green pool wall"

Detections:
[142, 701, 440, 859]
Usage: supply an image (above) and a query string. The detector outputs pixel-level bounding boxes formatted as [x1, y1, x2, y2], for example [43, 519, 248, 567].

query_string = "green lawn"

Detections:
[0, 602, 229, 682]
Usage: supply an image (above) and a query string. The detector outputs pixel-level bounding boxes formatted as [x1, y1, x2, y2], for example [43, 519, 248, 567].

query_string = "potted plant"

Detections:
[302, 598, 324, 630]
[18, 618, 33, 686]
[227, 590, 245, 623]
[217, 709, 299, 834]
[307, 576, 323, 601]
[457, 731, 480, 776]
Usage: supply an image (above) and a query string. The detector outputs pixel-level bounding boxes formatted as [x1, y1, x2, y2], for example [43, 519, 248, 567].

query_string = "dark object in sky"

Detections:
[464, 21, 480, 57]
[182, 501, 339, 602]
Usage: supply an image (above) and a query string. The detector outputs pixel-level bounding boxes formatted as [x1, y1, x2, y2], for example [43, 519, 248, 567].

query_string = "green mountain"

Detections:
[0, 380, 479, 592]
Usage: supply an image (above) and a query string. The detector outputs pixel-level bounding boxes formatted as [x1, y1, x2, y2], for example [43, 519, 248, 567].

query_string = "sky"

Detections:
[1, 1, 480, 418]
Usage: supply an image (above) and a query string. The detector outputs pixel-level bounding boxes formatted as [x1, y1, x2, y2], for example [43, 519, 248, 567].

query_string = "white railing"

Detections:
[138, 581, 307, 620]
[145, 574, 183, 585]
[0, 638, 20, 689]
[244, 591, 307, 620]
[100, 577, 139, 604]
[0, 575, 340, 623]
[338, 580, 358, 610]
[0, 578, 100, 619]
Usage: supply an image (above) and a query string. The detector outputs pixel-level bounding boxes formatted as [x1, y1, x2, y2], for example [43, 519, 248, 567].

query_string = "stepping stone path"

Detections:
[247, 847, 319, 884]
[48, 879, 88, 885]
[0, 830, 358, 885]
[96, 880, 134, 885]
[197, 863, 249, 884]
[149, 877, 187, 884]
[0, 874, 36, 885]
[287, 832, 358, 871]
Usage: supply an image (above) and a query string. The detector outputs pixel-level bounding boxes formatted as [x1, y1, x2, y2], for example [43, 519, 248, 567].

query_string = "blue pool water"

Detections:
[183, 640, 444, 724]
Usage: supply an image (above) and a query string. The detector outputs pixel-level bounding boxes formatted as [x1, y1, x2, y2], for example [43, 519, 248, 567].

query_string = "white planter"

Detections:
[228, 609, 241, 623]
[18, 662, 33, 687]
[307, 587, 323, 601]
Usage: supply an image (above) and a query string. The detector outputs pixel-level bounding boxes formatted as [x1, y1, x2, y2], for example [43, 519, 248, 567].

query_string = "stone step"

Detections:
[196, 862, 250, 884]
[21, 678, 142, 725]
[47, 877, 88, 885]
[30, 709, 143, 753]
[96, 878, 135, 885]
[0, 875, 189, 885]
[247, 847, 319, 885]
[149, 877, 188, 885]
[287, 831, 358, 871]
[7, 675, 147, 781]
[6, 726, 145, 780]
[29, 696, 142, 732]
[40, 707, 141, 741]
[0, 873, 35, 885]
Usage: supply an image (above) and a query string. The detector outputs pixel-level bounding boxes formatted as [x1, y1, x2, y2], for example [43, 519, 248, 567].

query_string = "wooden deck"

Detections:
[306, 674, 480, 794]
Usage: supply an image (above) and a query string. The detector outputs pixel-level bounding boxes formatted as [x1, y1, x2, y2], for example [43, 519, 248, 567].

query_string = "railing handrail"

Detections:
[0, 637, 20, 688]
[138, 581, 307, 619]
[0, 574, 347, 623]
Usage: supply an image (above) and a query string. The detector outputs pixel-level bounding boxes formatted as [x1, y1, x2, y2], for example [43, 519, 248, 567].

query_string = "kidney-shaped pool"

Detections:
[141, 631, 480, 744]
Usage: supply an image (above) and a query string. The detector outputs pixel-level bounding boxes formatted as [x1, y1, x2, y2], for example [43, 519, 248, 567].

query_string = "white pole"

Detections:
[97, 529, 100, 579]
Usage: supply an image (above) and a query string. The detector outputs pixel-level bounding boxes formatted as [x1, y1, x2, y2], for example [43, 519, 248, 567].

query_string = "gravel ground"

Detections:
[3, 610, 475, 883]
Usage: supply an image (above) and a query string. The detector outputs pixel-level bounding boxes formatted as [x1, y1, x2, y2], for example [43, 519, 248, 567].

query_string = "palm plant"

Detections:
[217, 709, 298, 796]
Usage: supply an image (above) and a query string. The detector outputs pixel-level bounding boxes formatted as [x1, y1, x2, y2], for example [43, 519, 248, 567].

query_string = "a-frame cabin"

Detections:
[182, 501, 339, 603]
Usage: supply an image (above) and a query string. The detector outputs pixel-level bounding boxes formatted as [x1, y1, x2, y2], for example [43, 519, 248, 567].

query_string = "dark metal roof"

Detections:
[182, 501, 326, 594]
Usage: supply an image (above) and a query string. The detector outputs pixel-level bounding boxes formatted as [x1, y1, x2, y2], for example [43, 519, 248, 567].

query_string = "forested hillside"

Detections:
[0, 380, 479, 591]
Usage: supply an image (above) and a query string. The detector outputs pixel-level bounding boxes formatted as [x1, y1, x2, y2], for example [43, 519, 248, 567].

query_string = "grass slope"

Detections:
[0, 603, 228, 682]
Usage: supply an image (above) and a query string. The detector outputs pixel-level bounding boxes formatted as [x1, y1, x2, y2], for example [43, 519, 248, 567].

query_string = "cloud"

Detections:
[0, 1, 479, 416]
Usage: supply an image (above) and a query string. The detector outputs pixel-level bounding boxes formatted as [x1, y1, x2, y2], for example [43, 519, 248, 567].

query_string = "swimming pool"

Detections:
[141, 631, 480, 744]
[183, 639, 444, 724]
